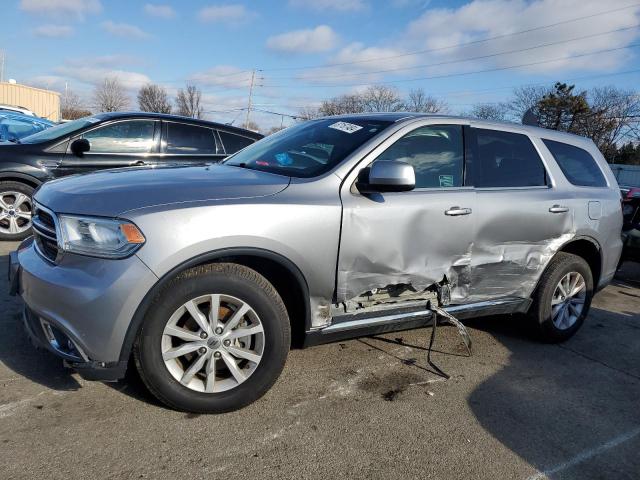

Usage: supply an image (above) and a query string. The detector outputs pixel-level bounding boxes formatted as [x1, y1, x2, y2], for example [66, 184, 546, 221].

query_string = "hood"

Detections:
[35, 164, 290, 217]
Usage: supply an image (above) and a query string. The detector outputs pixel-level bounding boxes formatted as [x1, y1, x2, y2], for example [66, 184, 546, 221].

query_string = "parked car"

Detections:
[0, 111, 53, 142]
[0, 112, 263, 240]
[0, 104, 36, 116]
[621, 186, 640, 265]
[9, 114, 622, 413]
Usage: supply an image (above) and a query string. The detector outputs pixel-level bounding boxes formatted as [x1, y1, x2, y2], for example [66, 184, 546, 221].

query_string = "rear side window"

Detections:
[470, 128, 547, 188]
[166, 122, 217, 154]
[542, 139, 607, 187]
[219, 131, 254, 154]
[376, 125, 464, 188]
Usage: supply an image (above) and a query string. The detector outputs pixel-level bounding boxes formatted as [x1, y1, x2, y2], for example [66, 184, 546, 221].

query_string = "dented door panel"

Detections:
[337, 188, 476, 304]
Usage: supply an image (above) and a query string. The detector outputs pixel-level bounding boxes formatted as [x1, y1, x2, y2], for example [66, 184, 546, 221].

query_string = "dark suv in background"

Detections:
[0, 112, 263, 240]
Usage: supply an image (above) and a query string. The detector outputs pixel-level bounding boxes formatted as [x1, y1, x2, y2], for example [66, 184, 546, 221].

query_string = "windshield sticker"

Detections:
[439, 175, 454, 187]
[328, 121, 363, 134]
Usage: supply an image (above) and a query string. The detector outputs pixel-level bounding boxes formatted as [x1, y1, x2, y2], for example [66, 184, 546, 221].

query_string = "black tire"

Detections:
[528, 252, 593, 343]
[134, 263, 290, 413]
[0, 181, 34, 241]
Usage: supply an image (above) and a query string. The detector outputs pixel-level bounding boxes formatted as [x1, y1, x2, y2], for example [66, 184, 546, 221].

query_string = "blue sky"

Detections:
[1, 0, 639, 129]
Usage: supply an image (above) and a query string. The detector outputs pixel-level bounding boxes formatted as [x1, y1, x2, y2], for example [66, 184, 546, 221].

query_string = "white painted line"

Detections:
[527, 426, 640, 480]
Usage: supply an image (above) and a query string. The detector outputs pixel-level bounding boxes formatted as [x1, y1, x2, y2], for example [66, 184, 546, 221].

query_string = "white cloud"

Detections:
[19, 0, 101, 19]
[144, 3, 176, 19]
[101, 21, 150, 39]
[32, 24, 74, 38]
[198, 4, 254, 24]
[404, 0, 640, 74]
[267, 25, 339, 54]
[289, 0, 367, 12]
[189, 65, 253, 89]
[55, 65, 152, 91]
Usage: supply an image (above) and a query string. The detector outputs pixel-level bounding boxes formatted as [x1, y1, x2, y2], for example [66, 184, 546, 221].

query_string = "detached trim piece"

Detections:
[303, 297, 530, 347]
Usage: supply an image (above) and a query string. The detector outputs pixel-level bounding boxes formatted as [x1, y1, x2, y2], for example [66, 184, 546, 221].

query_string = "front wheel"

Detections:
[528, 252, 593, 342]
[134, 263, 290, 413]
[0, 181, 34, 241]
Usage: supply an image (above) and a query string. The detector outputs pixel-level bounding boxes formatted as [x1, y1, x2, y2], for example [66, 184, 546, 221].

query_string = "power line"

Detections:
[260, 2, 640, 72]
[267, 24, 640, 81]
[263, 43, 640, 89]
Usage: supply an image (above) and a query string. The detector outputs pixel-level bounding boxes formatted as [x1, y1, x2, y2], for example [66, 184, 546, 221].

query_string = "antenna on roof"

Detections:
[522, 108, 539, 127]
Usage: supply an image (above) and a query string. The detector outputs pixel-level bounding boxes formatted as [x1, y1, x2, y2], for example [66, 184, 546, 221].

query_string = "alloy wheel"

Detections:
[161, 294, 265, 393]
[0, 191, 32, 235]
[551, 271, 586, 330]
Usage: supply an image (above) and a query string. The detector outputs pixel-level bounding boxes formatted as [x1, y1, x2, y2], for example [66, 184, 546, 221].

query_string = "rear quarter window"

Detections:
[542, 139, 607, 187]
[219, 131, 254, 154]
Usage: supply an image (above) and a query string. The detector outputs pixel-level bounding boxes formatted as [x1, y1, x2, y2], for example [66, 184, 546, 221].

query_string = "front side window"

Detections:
[219, 131, 254, 154]
[20, 115, 100, 144]
[375, 125, 464, 188]
[166, 122, 217, 154]
[223, 119, 393, 178]
[470, 128, 547, 188]
[542, 139, 607, 187]
[82, 120, 155, 153]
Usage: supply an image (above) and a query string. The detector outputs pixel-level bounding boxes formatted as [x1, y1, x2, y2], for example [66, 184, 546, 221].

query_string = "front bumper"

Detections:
[14, 240, 158, 381]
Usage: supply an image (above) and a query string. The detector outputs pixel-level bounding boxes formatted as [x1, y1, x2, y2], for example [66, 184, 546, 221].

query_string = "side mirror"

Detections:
[356, 160, 415, 193]
[70, 138, 90, 156]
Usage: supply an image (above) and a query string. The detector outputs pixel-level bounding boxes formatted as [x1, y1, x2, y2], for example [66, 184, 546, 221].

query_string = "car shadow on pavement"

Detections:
[465, 297, 640, 478]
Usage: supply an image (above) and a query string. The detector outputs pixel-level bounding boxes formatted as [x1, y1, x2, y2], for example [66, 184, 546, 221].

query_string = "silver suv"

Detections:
[9, 114, 623, 413]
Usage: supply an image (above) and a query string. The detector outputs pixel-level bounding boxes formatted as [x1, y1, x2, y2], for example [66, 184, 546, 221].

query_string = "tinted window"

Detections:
[376, 125, 464, 188]
[166, 122, 217, 154]
[471, 128, 546, 187]
[219, 131, 254, 153]
[83, 120, 155, 153]
[223, 119, 392, 178]
[543, 139, 607, 187]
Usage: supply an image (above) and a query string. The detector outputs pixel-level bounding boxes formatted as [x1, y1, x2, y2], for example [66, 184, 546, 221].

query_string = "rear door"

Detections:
[56, 119, 159, 176]
[337, 121, 477, 305]
[464, 125, 574, 302]
[159, 121, 225, 164]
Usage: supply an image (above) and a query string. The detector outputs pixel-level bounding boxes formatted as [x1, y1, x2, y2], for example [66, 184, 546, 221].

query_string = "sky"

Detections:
[1, 0, 640, 130]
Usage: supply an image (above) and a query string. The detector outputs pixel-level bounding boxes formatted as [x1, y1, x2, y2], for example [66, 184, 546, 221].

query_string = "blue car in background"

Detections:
[0, 112, 54, 142]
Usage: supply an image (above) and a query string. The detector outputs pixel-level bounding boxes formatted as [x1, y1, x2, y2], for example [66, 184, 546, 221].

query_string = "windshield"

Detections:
[223, 118, 393, 178]
[20, 115, 102, 144]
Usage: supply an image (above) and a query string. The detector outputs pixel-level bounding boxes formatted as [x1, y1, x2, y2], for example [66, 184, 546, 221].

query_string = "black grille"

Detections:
[32, 205, 59, 262]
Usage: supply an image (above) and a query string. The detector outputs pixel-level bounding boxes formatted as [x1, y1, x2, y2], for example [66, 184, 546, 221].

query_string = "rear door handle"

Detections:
[549, 205, 569, 213]
[133, 160, 147, 166]
[445, 206, 472, 216]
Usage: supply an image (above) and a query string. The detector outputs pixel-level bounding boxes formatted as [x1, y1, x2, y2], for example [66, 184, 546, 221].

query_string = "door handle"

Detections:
[133, 160, 147, 166]
[549, 205, 569, 213]
[445, 206, 472, 216]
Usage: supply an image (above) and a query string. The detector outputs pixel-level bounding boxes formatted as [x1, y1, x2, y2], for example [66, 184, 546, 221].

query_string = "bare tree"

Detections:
[361, 85, 403, 112]
[93, 77, 130, 112]
[175, 84, 203, 118]
[403, 88, 448, 113]
[61, 86, 91, 120]
[319, 93, 366, 116]
[508, 85, 551, 122]
[469, 103, 510, 121]
[297, 105, 322, 121]
[137, 84, 171, 113]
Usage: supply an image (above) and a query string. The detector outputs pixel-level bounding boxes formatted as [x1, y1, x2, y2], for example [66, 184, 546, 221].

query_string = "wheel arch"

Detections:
[0, 172, 43, 189]
[119, 247, 311, 363]
[558, 236, 602, 289]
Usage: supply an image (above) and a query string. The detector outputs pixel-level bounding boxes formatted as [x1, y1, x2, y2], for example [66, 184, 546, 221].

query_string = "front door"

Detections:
[337, 122, 477, 305]
[55, 119, 159, 177]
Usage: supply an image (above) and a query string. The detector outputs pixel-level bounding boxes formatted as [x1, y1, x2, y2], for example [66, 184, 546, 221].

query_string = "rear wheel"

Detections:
[134, 263, 290, 413]
[0, 181, 34, 241]
[528, 252, 593, 342]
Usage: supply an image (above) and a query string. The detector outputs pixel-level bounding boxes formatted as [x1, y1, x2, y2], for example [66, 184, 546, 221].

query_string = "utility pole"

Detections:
[245, 69, 256, 129]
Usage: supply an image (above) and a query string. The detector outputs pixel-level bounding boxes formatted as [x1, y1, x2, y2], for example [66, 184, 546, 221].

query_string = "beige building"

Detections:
[0, 81, 60, 122]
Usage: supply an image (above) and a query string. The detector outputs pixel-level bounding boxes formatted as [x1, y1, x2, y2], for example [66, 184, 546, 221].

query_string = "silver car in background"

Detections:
[9, 113, 622, 413]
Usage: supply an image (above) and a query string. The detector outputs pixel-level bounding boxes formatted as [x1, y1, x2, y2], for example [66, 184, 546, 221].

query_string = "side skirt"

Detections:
[302, 297, 531, 347]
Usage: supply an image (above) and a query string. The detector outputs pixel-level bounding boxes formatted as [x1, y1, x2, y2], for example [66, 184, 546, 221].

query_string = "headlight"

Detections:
[58, 215, 145, 259]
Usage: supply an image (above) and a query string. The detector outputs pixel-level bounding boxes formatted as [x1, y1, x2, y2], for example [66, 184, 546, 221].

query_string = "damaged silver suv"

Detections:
[9, 114, 622, 413]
